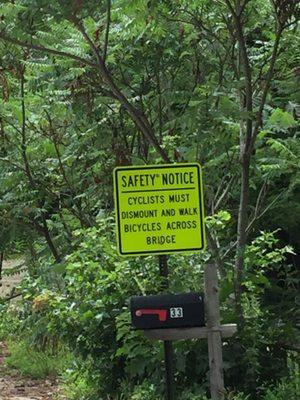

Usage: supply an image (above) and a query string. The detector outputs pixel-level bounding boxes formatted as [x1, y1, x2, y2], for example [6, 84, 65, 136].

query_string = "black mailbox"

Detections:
[130, 292, 205, 330]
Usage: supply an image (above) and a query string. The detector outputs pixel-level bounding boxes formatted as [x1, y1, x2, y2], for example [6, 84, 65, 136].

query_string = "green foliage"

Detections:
[60, 358, 101, 400]
[0, 0, 299, 398]
[244, 230, 295, 292]
[122, 380, 163, 400]
[262, 378, 299, 400]
[266, 109, 297, 132]
[261, 354, 300, 400]
[219, 230, 299, 396]
[0, 303, 21, 340]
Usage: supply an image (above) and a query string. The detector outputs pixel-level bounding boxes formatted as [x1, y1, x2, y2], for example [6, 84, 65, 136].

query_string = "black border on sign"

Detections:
[114, 163, 205, 256]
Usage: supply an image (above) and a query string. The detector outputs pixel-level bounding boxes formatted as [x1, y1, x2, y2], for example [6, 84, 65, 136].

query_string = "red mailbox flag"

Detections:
[135, 309, 168, 322]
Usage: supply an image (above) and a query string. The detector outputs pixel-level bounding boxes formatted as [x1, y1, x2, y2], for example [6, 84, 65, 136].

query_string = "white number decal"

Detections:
[170, 307, 183, 318]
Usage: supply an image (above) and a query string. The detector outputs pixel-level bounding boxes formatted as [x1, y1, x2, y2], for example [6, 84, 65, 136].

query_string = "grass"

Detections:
[5, 339, 73, 379]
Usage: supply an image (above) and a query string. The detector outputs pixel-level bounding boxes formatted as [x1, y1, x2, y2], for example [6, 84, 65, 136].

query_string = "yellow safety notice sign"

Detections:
[113, 163, 206, 256]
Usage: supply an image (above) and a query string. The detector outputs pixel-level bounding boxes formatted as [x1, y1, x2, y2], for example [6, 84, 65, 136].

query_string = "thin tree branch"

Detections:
[0, 252, 3, 286]
[3, 292, 22, 301]
[224, 0, 235, 15]
[206, 227, 225, 273]
[253, 182, 267, 219]
[251, 27, 283, 146]
[0, 31, 97, 68]
[240, 0, 251, 15]
[103, 0, 111, 62]
[0, 157, 27, 173]
[1, 117, 23, 135]
[20, 65, 35, 188]
[246, 191, 283, 233]
[214, 175, 237, 211]
[71, 17, 171, 163]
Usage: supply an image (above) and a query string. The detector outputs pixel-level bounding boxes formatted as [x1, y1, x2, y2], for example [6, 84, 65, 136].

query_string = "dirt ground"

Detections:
[0, 259, 25, 300]
[0, 341, 62, 400]
[0, 260, 64, 400]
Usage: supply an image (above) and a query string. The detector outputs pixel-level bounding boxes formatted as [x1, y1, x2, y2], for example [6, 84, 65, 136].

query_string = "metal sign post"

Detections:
[159, 255, 175, 400]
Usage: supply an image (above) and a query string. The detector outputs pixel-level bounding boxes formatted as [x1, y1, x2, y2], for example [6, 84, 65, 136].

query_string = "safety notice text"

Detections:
[113, 163, 206, 256]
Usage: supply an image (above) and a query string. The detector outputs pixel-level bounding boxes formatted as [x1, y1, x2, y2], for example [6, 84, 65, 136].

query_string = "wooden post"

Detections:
[204, 263, 225, 400]
[144, 324, 237, 341]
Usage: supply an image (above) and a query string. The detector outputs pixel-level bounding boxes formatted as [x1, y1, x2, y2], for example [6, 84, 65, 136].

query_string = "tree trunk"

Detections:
[234, 152, 250, 314]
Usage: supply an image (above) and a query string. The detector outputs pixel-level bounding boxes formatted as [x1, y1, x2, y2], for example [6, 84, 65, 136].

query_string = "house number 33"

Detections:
[170, 307, 183, 318]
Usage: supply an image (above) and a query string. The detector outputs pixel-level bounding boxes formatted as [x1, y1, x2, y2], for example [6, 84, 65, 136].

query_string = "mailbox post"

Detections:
[141, 263, 237, 400]
[205, 263, 225, 400]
